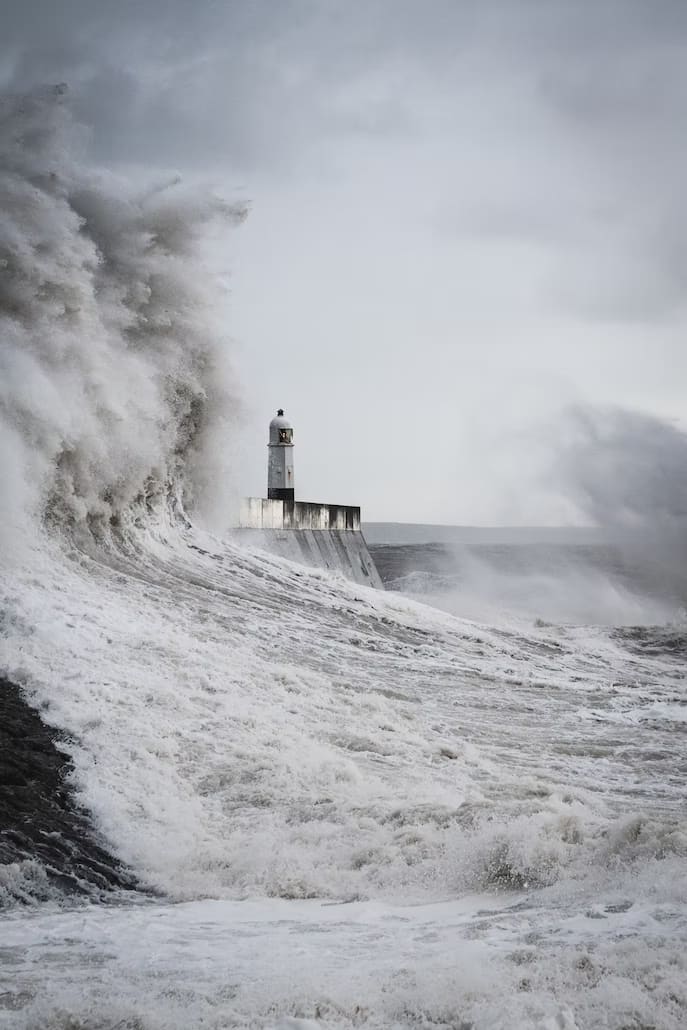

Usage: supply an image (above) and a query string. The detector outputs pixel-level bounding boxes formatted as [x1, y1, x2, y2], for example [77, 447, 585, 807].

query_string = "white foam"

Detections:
[4, 523, 686, 907]
[2, 891, 685, 1029]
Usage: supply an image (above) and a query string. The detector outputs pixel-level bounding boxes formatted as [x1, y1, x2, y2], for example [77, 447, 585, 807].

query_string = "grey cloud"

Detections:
[2, 1, 434, 170]
[5, 2, 687, 322]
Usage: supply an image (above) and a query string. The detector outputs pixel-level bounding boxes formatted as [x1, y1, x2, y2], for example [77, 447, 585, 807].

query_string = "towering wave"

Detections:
[0, 86, 245, 551]
[0, 85, 250, 903]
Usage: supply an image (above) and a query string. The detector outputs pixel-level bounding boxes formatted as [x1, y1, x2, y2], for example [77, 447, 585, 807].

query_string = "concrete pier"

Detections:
[238, 498, 383, 589]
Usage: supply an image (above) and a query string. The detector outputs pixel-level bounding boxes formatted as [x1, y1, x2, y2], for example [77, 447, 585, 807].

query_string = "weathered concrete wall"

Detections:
[240, 497, 286, 530]
[235, 527, 383, 589]
[239, 498, 361, 532]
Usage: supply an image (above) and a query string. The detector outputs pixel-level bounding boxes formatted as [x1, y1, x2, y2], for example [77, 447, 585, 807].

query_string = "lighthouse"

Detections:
[267, 409, 294, 504]
[236, 407, 382, 589]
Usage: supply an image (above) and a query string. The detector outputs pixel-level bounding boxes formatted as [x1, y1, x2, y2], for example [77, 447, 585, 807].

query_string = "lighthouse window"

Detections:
[279, 428, 293, 443]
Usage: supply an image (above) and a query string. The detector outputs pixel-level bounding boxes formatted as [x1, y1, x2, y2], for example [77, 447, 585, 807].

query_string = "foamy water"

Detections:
[2, 520, 687, 1028]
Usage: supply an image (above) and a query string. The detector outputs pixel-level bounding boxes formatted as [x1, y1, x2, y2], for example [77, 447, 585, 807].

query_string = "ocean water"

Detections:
[2, 91, 687, 1030]
[366, 525, 687, 627]
[1, 523, 686, 1029]
[2, 520, 687, 1029]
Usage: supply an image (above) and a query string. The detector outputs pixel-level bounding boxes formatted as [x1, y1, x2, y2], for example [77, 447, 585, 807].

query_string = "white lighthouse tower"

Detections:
[267, 408, 295, 503]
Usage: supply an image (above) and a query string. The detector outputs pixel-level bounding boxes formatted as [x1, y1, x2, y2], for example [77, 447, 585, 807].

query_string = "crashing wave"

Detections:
[0, 86, 245, 548]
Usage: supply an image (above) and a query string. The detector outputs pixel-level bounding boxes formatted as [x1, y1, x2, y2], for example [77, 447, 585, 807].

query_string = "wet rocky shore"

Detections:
[0, 677, 137, 904]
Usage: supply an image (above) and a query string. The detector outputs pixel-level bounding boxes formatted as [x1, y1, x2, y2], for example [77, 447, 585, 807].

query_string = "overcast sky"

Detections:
[3, 1, 687, 524]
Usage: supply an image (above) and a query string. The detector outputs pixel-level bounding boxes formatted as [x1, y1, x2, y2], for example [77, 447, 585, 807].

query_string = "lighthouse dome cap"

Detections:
[269, 408, 293, 430]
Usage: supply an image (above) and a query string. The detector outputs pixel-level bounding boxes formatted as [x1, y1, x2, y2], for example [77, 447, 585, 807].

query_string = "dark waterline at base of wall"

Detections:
[0, 677, 138, 905]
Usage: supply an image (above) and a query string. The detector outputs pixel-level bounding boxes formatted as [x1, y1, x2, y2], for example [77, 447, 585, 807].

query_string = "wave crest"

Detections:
[0, 87, 245, 546]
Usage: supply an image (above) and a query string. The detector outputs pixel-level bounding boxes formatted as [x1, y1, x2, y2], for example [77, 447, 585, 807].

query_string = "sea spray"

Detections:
[0, 86, 245, 549]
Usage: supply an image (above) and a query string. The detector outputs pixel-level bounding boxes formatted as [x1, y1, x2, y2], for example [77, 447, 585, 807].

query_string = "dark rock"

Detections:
[0, 676, 138, 904]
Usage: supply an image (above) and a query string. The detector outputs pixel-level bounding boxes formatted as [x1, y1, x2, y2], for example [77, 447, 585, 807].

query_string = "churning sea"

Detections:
[2, 519, 686, 1030]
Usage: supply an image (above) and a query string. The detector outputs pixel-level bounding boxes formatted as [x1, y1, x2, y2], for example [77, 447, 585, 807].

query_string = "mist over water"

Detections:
[558, 407, 687, 605]
[1, 94, 686, 1030]
[371, 536, 686, 626]
[370, 408, 687, 628]
[559, 407, 687, 532]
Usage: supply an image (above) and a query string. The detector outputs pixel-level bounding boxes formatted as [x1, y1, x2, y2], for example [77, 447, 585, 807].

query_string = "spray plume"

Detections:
[559, 406, 687, 532]
[554, 406, 687, 609]
[0, 87, 246, 551]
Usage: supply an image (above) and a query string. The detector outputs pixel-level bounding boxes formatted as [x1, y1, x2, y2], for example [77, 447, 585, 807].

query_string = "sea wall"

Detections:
[236, 498, 383, 589]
